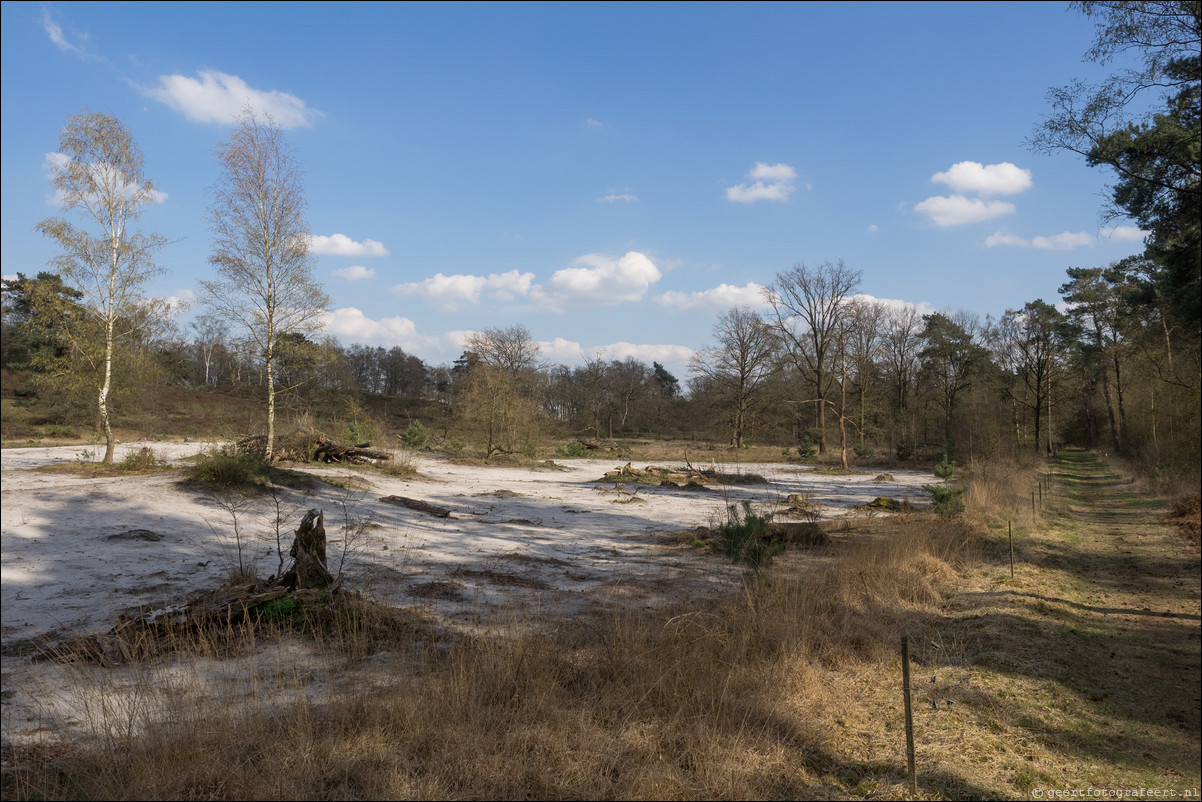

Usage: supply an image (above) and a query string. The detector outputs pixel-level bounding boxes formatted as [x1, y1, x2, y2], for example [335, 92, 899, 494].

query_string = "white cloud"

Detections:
[533, 251, 662, 310]
[392, 270, 535, 311]
[332, 265, 375, 281]
[536, 337, 695, 378]
[654, 282, 769, 312]
[538, 337, 588, 363]
[142, 70, 319, 129]
[308, 233, 389, 257]
[44, 152, 168, 207]
[725, 162, 797, 203]
[161, 289, 197, 315]
[931, 161, 1032, 196]
[985, 231, 1030, 248]
[387, 251, 663, 314]
[594, 342, 696, 366]
[1099, 225, 1148, 243]
[914, 195, 1015, 227]
[322, 307, 453, 353]
[987, 229, 1125, 251]
[599, 193, 638, 203]
[41, 9, 90, 58]
[850, 293, 935, 318]
[866, 224, 879, 233]
[748, 162, 796, 182]
[586, 118, 603, 128]
[1031, 231, 1096, 250]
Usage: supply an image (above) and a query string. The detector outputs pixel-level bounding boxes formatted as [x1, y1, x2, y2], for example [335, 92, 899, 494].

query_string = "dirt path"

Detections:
[934, 450, 1201, 797]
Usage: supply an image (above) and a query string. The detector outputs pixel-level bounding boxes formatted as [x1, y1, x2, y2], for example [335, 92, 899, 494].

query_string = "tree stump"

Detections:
[280, 508, 332, 589]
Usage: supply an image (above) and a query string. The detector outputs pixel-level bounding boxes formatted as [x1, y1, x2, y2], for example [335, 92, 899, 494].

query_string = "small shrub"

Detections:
[924, 484, 966, 516]
[189, 445, 263, 488]
[444, 438, 466, 457]
[714, 500, 786, 568]
[853, 445, 875, 459]
[120, 446, 159, 471]
[260, 596, 298, 622]
[556, 440, 587, 458]
[185, 425, 199, 439]
[934, 453, 957, 482]
[400, 420, 428, 449]
[896, 439, 915, 461]
[43, 424, 76, 438]
[797, 435, 817, 460]
[346, 418, 378, 446]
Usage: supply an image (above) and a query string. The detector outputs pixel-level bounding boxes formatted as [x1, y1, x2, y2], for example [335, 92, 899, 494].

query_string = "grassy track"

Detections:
[924, 450, 1201, 798]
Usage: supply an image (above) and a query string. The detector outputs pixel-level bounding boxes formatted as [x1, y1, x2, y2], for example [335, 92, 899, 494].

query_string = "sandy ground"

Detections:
[0, 441, 935, 751]
[1, 441, 935, 644]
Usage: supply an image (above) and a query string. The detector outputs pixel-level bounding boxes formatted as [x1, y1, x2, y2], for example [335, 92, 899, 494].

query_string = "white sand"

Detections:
[2, 441, 934, 644]
[0, 441, 934, 752]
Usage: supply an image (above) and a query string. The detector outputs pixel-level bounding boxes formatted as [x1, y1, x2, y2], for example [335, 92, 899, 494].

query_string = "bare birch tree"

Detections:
[37, 111, 166, 464]
[202, 110, 329, 459]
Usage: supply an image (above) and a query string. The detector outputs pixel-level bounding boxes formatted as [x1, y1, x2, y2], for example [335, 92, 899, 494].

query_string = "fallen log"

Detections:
[379, 495, 452, 519]
[313, 440, 394, 463]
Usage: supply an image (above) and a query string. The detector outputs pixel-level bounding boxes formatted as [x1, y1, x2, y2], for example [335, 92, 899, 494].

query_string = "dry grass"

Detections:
[1, 522, 971, 799]
[3, 452, 1198, 800]
[32, 446, 176, 478]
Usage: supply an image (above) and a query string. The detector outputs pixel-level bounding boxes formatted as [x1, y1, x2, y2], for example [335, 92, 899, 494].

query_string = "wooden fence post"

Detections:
[1009, 520, 1015, 578]
[901, 635, 917, 795]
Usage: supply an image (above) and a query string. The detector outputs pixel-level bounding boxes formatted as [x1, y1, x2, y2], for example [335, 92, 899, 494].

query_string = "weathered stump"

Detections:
[280, 508, 332, 589]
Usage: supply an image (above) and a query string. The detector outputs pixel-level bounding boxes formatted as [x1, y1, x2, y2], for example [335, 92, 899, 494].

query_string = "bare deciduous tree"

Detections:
[201, 110, 330, 459]
[881, 303, 924, 446]
[461, 325, 542, 455]
[37, 111, 166, 464]
[689, 307, 779, 448]
[467, 324, 541, 373]
[846, 299, 887, 447]
[764, 261, 862, 454]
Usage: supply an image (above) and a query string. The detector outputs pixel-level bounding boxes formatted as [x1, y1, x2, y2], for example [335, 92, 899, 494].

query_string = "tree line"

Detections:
[5, 254, 1198, 477]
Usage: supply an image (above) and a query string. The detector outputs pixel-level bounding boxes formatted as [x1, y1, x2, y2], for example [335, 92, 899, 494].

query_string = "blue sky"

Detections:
[1, 1, 1148, 378]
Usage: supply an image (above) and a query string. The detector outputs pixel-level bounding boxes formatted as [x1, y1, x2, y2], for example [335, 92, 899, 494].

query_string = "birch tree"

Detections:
[202, 111, 329, 459]
[37, 111, 166, 464]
